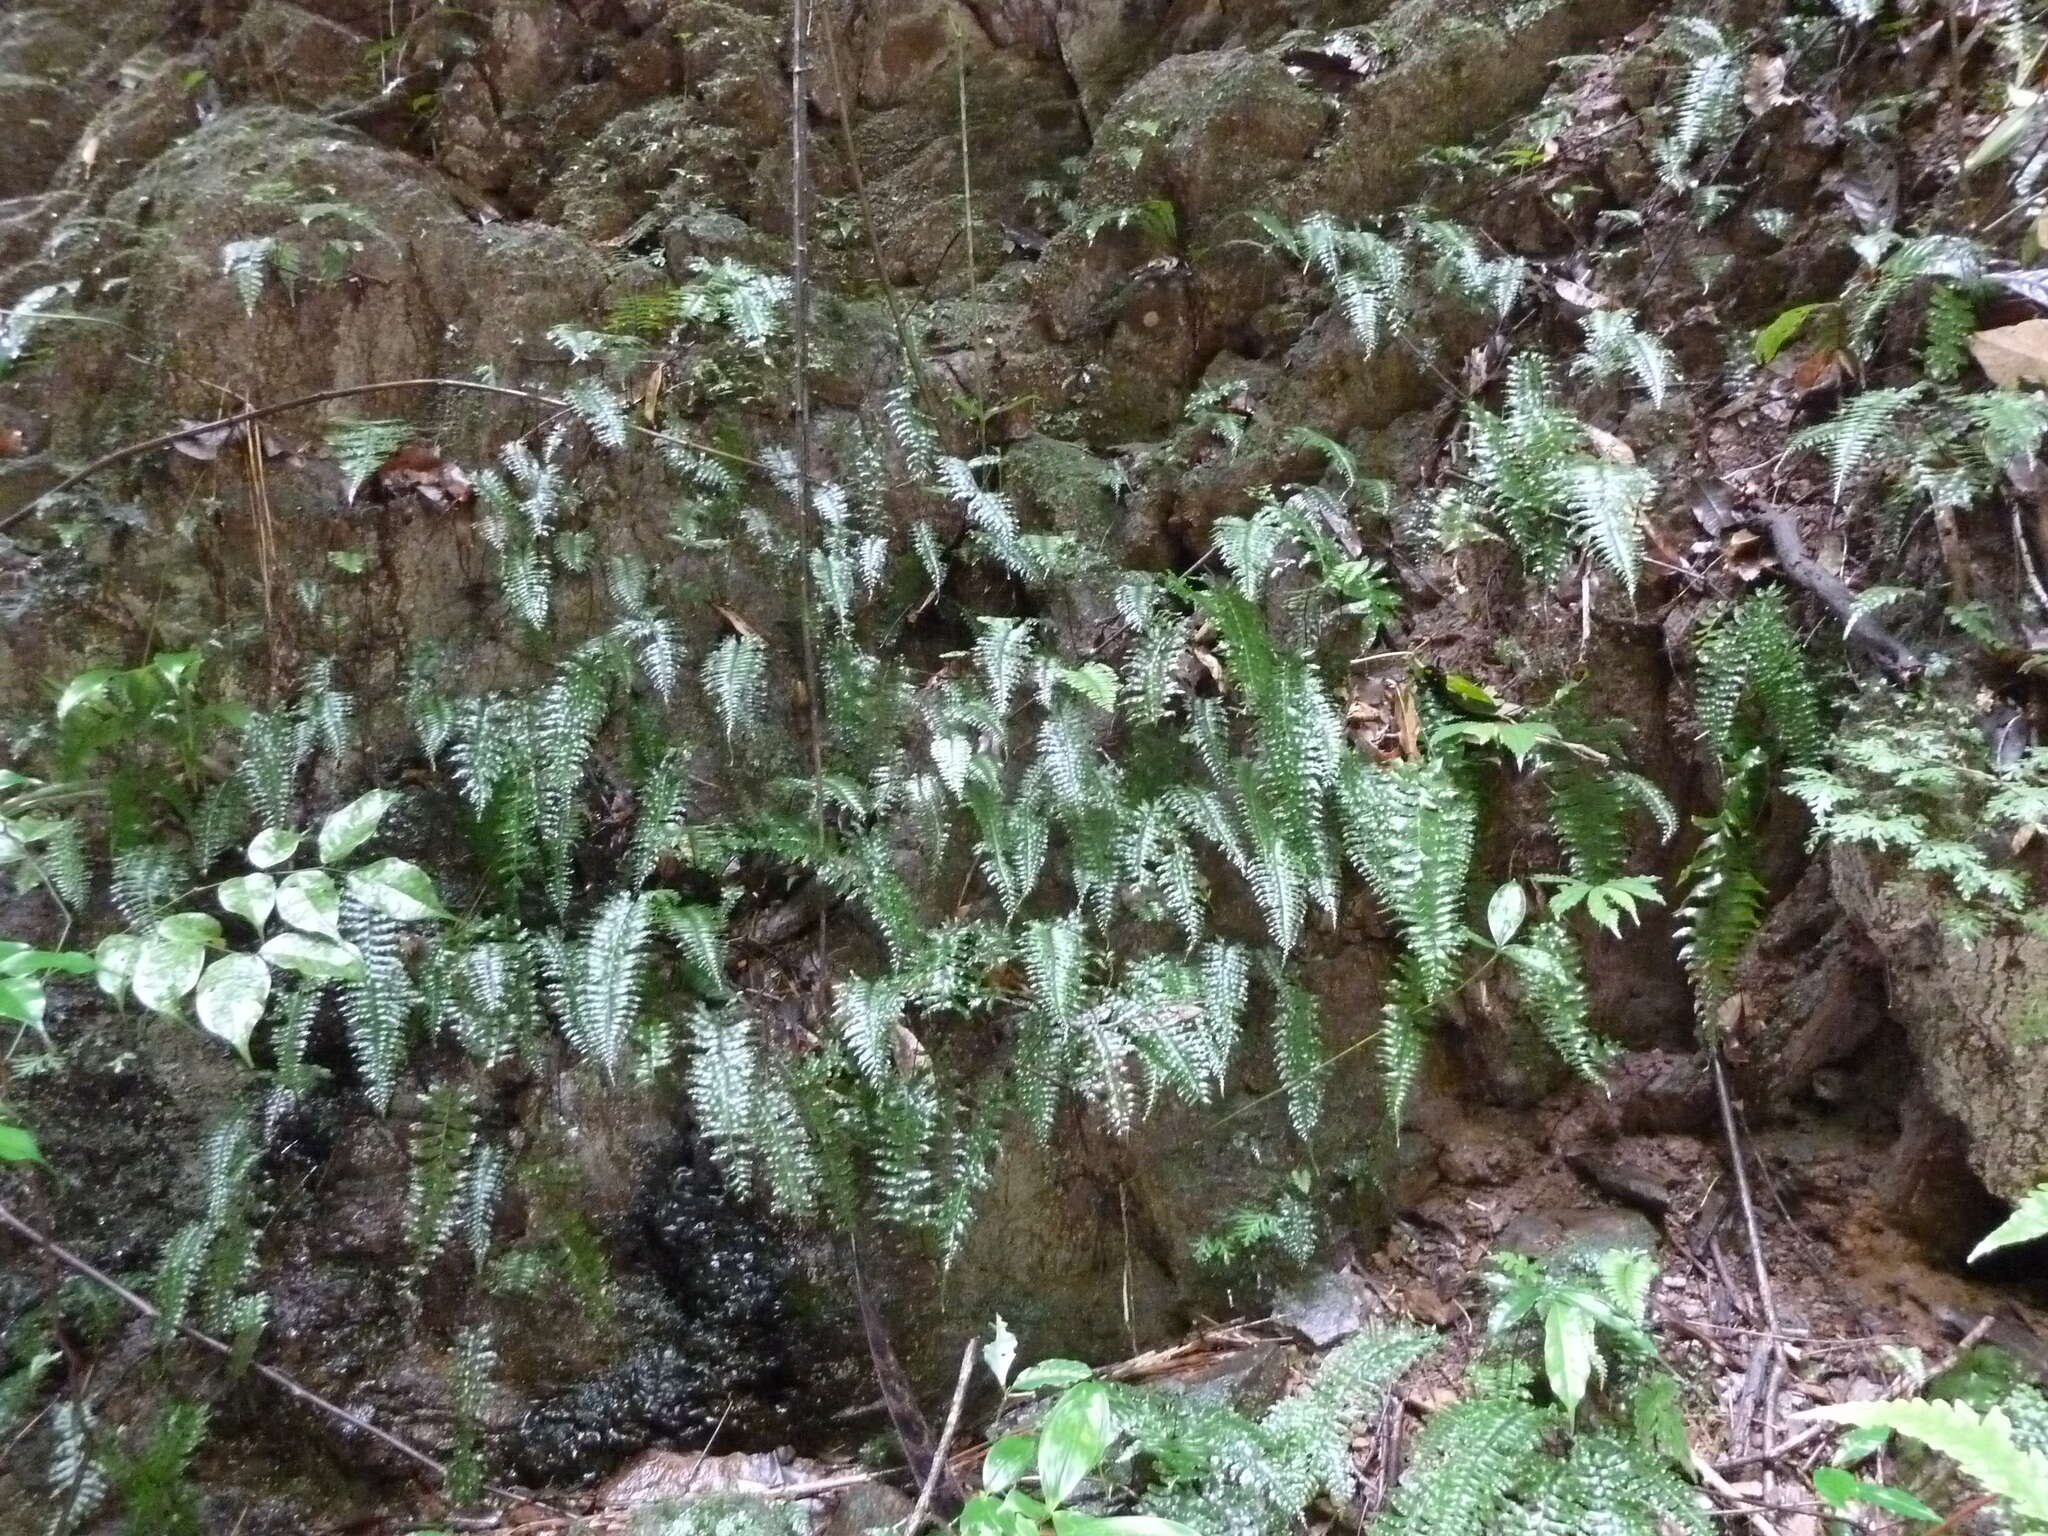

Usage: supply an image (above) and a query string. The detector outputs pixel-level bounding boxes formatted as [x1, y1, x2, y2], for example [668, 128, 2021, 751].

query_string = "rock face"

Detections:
[5, 0, 2045, 1521]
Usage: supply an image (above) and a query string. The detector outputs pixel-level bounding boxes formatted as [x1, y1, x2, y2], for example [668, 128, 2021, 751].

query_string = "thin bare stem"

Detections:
[903, 1338, 978, 1535]
[1, 377, 761, 538]
[0, 1199, 558, 1514]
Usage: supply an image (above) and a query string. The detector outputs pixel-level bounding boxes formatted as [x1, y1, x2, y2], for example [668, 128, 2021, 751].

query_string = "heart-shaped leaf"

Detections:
[276, 870, 342, 939]
[95, 933, 141, 1002]
[318, 789, 399, 865]
[247, 827, 302, 870]
[132, 935, 206, 1013]
[1487, 880, 1528, 948]
[345, 857, 448, 922]
[194, 953, 271, 1063]
[219, 873, 277, 931]
[259, 932, 367, 983]
[154, 912, 222, 946]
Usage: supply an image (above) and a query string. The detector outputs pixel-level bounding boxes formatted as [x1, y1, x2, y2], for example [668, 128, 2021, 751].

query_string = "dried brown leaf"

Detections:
[1970, 317, 2048, 387]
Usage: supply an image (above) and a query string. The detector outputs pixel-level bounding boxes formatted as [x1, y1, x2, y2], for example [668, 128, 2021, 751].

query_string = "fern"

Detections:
[1414, 218, 1525, 318]
[1268, 961, 1325, 1138]
[567, 378, 629, 450]
[326, 418, 413, 501]
[45, 1400, 109, 1536]
[1805, 1399, 2048, 1523]
[1693, 589, 1825, 767]
[541, 891, 653, 1079]
[703, 634, 768, 743]
[340, 897, 417, 1112]
[403, 1085, 477, 1274]
[1675, 752, 1768, 1021]
[1503, 921, 1613, 1084]
[447, 1324, 497, 1505]
[1562, 459, 1653, 597]
[1573, 309, 1676, 405]
[1334, 756, 1476, 998]
[1654, 20, 1741, 188]
[1787, 386, 1922, 502]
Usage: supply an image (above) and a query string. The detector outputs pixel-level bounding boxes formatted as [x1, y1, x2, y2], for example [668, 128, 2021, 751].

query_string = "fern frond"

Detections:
[1574, 309, 1677, 406]
[1786, 386, 1922, 502]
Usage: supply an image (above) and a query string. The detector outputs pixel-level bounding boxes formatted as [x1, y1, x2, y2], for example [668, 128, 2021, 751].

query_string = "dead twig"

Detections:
[0, 1199, 559, 1515]
[904, 1339, 979, 1534]
[1716, 1315, 1996, 1475]
[1744, 508, 1921, 680]
[0, 377, 761, 538]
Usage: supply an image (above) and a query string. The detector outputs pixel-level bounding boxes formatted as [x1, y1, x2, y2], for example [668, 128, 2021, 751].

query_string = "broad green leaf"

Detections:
[984, 1315, 1019, 1390]
[151, 650, 202, 686]
[1011, 1359, 1093, 1393]
[0, 976, 43, 1029]
[154, 912, 222, 946]
[276, 870, 342, 939]
[1812, 1466, 1938, 1522]
[0, 1121, 41, 1162]
[958, 1495, 1037, 1536]
[194, 953, 271, 1063]
[247, 827, 302, 869]
[218, 872, 277, 931]
[1487, 880, 1528, 948]
[0, 946, 94, 977]
[1802, 1399, 2048, 1522]
[1037, 1381, 1115, 1508]
[1543, 1302, 1597, 1418]
[259, 932, 367, 983]
[95, 933, 140, 1001]
[984, 1433, 1036, 1492]
[132, 935, 206, 1013]
[1052, 1516, 1200, 1536]
[345, 857, 448, 922]
[1970, 1182, 2048, 1263]
[318, 788, 399, 864]
[1754, 302, 1820, 364]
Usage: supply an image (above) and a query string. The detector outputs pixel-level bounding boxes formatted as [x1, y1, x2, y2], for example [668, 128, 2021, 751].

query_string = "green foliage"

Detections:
[1463, 355, 1650, 595]
[1381, 1249, 1705, 1536]
[1971, 1182, 2048, 1262]
[960, 1324, 1435, 1536]
[1787, 385, 1923, 502]
[106, 1401, 210, 1536]
[1573, 309, 1677, 406]
[447, 1324, 497, 1505]
[1653, 18, 1741, 188]
[1693, 590, 1825, 768]
[1787, 692, 2044, 937]
[1804, 1398, 2048, 1524]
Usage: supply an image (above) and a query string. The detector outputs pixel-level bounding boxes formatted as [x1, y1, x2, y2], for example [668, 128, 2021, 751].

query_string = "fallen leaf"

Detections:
[712, 604, 760, 638]
[1970, 318, 2048, 387]
[0, 427, 22, 458]
[1990, 269, 2048, 311]
[1554, 276, 1614, 310]
[1743, 54, 1793, 115]
[1721, 526, 1776, 581]
[1838, 164, 1898, 234]
[170, 420, 234, 461]
[1582, 423, 1636, 464]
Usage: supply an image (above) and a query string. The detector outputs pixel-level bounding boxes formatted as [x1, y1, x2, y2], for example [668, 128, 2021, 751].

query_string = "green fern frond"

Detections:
[541, 891, 653, 1078]
[1574, 309, 1677, 406]
[703, 634, 768, 743]
[1334, 756, 1476, 998]
[1787, 386, 1923, 502]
